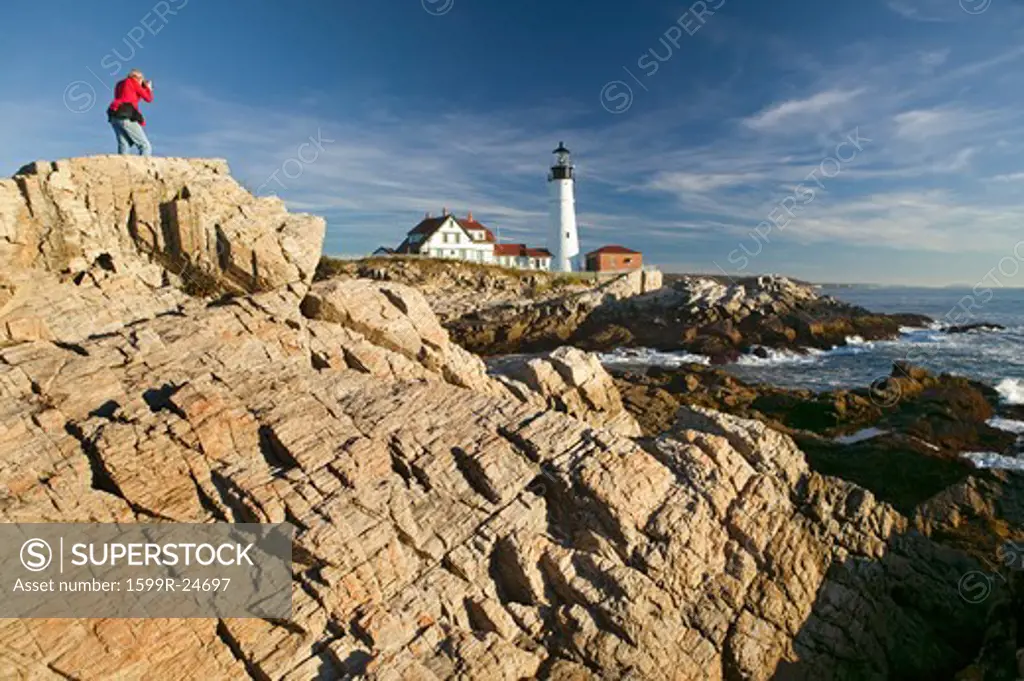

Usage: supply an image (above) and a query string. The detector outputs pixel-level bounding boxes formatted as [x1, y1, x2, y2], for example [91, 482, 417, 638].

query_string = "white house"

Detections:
[393, 209, 553, 271]
[396, 210, 497, 264]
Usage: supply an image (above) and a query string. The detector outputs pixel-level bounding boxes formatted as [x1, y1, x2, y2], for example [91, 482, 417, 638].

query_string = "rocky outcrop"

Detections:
[0, 306, 993, 678]
[301, 278, 500, 395]
[318, 256, 664, 326]
[317, 255, 594, 322]
[489, 346, 642, 437]
[614, 359, 1023, 517]
[445, 268, 665, 355]
[0, 156, 324, 346]
[944, 322, 1006, 334]
[574, 275, 932, 363]
[439, 271, 930, 361]
[0, 157, 1016, 680]
[3, 156, 323, 293]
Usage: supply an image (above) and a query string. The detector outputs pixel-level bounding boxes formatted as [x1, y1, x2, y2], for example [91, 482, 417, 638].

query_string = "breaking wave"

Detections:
[961, 451, 1024, 473]
[598, 347, 710, 369]
[735, 348, 823, 366]
[996, 378, 1024, 405]
[987, 416, 1024, 434]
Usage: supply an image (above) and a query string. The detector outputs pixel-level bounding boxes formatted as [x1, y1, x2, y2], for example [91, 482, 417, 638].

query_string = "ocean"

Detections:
[602, 285, 1024, 400]
[599, 285, 1024, 471]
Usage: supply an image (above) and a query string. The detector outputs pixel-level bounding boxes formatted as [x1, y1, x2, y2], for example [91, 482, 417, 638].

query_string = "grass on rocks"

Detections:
[316, 255, 590, 292]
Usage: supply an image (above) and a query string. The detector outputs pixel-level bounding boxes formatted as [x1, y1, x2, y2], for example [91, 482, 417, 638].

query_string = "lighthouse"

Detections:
[547, 142, 579, 272]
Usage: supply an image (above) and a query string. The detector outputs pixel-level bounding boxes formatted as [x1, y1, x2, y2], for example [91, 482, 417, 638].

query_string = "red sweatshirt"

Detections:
[107, 78, 153, 125]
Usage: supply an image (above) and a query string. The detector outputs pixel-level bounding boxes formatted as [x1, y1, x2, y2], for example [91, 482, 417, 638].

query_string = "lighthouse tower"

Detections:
[547, 142, 579, 272]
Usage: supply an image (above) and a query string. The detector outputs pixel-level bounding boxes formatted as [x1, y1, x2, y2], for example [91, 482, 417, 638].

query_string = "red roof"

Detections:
[494, 243, 551, 258]
[456, 217, 496, 243]
[587, 244, 640, 256]
[494, 243, 524, 256]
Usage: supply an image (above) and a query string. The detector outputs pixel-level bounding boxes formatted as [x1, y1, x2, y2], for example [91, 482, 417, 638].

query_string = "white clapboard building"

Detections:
[393, 209, 551, 270]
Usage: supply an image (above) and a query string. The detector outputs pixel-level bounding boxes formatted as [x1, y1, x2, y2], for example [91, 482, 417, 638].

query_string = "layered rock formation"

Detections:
[0, 157, 1015, 680]
[319, 256, 664, 325]
[489, 346, 642, 437]
[0, 156, 323, 345]
[613, 361, 1020, 511]
[301, 278, 499, 395]
[436, 269, 930, 361]
[317, 256, 591, 322]
[444, 268, 666, 355]
[575, 275, 932, 363]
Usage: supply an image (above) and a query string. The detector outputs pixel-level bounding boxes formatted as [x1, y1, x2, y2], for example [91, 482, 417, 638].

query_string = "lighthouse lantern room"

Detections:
[547, 142, 580, 272]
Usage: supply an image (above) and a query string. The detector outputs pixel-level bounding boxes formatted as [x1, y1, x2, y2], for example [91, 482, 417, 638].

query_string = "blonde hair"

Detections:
[128, 69, 144, 79]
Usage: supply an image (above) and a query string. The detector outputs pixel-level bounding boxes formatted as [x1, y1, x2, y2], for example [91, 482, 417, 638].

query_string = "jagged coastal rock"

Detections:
[440, 268, 666, 355]
[317, 256, 606, 322]
[0, 156, 323, 345]
[489, 346, 643, 437]
[576, 275, 931, 361]
[324, 255, 665, 356]
[612, 361, 1022, 508]
[0, 157, 1018, 679]
[344, 259, 933, 361]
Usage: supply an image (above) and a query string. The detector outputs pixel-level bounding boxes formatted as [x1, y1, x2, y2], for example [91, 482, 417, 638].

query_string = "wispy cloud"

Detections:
[892, 107, 993, 140]
[919, 49, 950, 67]
[646, 171, 764, 193]
[741, 88, 865, 132]
[991, 171, 1024, 182]
[886, 0, 951, 22]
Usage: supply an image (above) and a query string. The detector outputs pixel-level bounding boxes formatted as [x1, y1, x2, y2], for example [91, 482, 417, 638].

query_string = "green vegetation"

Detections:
[315, 255, 355, 281]
[315, 255, 599, 288]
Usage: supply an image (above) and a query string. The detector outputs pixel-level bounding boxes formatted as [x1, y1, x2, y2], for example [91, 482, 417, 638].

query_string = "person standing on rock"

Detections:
[107, 69, 154, 157]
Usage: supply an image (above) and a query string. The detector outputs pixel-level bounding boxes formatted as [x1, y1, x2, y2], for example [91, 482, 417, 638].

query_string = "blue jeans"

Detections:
[111, 118, 152, 156]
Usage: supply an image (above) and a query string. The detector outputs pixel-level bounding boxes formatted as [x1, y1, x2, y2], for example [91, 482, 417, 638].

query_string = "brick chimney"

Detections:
[467, 211, 474, 221]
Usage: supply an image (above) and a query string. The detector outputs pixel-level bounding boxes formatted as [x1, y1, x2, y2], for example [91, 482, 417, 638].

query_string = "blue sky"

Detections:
[3, 0, 1024, 285]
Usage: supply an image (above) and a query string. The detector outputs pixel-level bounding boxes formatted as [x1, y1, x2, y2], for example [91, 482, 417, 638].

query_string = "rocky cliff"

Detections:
[443, 272, 930, 362]
[0, 156, 323, 344]
[0, 157, 1014, 680]
[576, 275, 931, 362]
[440, 268, 668, 356]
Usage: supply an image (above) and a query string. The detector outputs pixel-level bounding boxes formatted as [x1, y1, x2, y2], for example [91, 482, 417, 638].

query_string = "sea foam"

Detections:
[987, 417, 1024, 434]
[961, 451, 1024, 472]
[598, 347, 710, 369]
[834, 427, 888, 444]
[735, 347, 823, 366]
[995, 378, 1024, 405]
